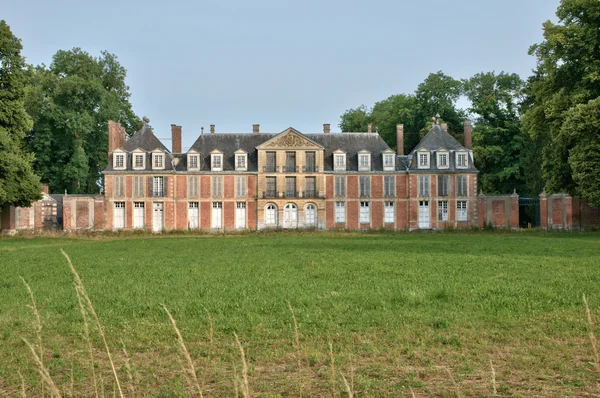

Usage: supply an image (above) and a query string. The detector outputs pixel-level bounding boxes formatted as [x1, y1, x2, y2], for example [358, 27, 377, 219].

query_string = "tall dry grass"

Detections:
[20, 276, 45, 398]
[583, 294, 600, 376]
[234, 333, 250, 398]
[287, 300, 304, 398]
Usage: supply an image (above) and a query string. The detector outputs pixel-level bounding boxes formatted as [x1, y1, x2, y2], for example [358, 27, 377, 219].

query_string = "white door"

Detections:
[188, 203, 199, 229]
[114, 202, 125, 230]
[211, 202, 222, 229]
[265, 204, 277, 226]
[153, 203, 164, 232]
[133, 203, 145, 229]
[418, 200, 430, 229]
[305, 204, 316, 227]
[283, 203, 298, 229]
[236, 202, 246, 229]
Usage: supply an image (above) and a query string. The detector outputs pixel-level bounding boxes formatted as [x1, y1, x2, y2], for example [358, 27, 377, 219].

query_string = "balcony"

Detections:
[303, 165, 318, 173]
[285, 191, 298, 198]
[284, 165, 299, 173]
[264, 166, 277, 173]
[264, 190, 277, 198]
[303, 190, 317, 198]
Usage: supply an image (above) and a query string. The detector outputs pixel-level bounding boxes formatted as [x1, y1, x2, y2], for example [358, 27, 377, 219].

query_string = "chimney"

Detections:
[396, 124, 404, 156]
[171, 124, 182, 153]
[252, 124, 260, 134]
[464, 120, 472, 149]
[367, 124, 372, 133]
[108, 120, 121, 155]
[41, 184, 49, 194]
[441, 123, 448, 131]
[119, 126, 127, 147]
[323, 123, 330, 134]
[210, 124, 215, 134]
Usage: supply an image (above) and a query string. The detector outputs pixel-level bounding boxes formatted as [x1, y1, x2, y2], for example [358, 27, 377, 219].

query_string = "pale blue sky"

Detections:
[5, 0, 559, 150]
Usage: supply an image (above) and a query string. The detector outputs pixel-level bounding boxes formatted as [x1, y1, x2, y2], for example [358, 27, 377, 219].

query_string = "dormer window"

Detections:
[153, 152, 165, 170]
[188, 155, 199, 170]
[113, 152, 125, 170]
[211, 151, 223, 171]
[235, 149, 248, 171]
[333, 150, 346, 172]
[358, 151, 371, 171]
[437, 151, 449, 169]
[417, 151, 430, 169]
[456, 152, 468, 169]
[383, 151, 395, 171]
[132, 149, 145, 170]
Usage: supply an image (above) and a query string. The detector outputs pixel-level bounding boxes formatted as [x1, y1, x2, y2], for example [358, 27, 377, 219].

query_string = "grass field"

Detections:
[0, 231, 599, 397]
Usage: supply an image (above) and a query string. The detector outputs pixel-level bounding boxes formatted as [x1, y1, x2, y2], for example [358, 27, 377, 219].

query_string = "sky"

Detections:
[4, 0, 560, 151]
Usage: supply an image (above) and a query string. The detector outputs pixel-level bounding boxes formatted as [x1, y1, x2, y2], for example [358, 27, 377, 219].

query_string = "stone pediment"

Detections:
[257, 128, 323, 150]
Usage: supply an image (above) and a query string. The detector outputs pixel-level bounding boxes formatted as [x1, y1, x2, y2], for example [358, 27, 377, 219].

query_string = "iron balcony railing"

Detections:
[303, 190, 317, 198]
[285, 191, 298, 198]
[264, 190, 277, 198]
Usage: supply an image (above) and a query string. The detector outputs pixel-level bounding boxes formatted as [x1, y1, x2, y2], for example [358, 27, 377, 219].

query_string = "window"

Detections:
[438, 201, 449, 221]
[384, 201, 394, 223]
[153, 153, 164, 169]
[457, 175, 468, 197]
[265, 204, 277, 225]
[236, 154, 247, 170]
[285, 177, 296, 197]
[359, 176, 371, 197]
[188, 155, 199, 170]
[457, 153, 468, 168]
[305, 177, 316, 197]
[457, 201, 467, 221]
[384, 176, 395, 197]
[335, 202, 345, 223]
[134, 154, 145, 169]
[359, 202, 370, 224]
[285, 152, 296, 172]
[305, 152, 316, 172]
[153, 176, 165, 197]
[114, 176, 125, 198]
[236, 176, 247, 197]
[134, 202, 144, 229]
[335, 176, 346, 197]
[358, 153, 371, 171]
[418, 176, 430, 197]
[437, 152, 448, 168]
[418, 152, 430, 169]
[383, 153, 395, 171]
[133, 176, 145, 198]
[114, 153, 125, 169]
[211, 202, 222, 229]
[212, 176, 223, 198]
[266, 177, 277, 198]
[188, 202, 199, 229]
[438, 175, 449, 196]
[211, 153, 223, 171]
[334, 153, 346, 171]
[266, 152, 276, 172]
[188, 176, 199, 198]
[305, 204, 316, 226]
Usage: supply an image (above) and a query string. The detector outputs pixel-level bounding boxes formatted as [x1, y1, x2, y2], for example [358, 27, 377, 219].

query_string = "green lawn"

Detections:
[1, 231, 599, 396]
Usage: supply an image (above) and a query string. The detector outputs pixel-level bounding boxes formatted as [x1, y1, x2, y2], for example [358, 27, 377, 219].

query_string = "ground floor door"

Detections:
[114, 202, 125, 230]
[153, 203, 163, 232]
[305, 204, 316, 227]
[188, 202, 199, 229]
[212, 202, 222, 229]
[133, 202, 145, 229]
[418, 200, 430, 229]
[283, 203, 298, 228]
[236, 202, 246, 229]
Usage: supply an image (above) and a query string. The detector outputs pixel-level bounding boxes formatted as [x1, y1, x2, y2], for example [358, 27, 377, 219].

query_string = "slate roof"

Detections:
[411, 124, 465, 152]
[121, 124, 170, 153]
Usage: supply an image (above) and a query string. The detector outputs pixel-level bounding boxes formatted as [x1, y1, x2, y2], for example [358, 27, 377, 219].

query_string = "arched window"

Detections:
[265, 204, 278, 226]
[305, 204, 316, 227]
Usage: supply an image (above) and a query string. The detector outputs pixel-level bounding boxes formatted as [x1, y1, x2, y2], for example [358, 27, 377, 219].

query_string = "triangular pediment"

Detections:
[257, 128, 324, 150]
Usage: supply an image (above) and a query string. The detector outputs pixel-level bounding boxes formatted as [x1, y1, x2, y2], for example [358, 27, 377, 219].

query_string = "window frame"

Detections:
[334, 176, 346, 197]
[456, 151, 469, 169]
[187, 151, 200, 170]
[152, 152, 165, 170]
[359, 201, 370, 224]
[438, 200, 449, 221]
[333, 151, 346, 172]
[153, 176, 165, 197]
[212, 176, 223, 198]
[456, 175, 468, 197]
[132, 151, 146, 170]
[113, 151, 126, 170]
[335, 201, 346, 223]
[383, 151, 395, 171]
[384, 201, 394, 224]
[211, 151, 223, 171]
[384, 176, 395, 197]
[436, 151, 449, 169]
[417, 151, 430, 169]
[457, 200, 468, 221]
[265, 203, 278, 226]
[359, 176, 371, 198]
[235, 149, 248, 171]
[358, 150, 371, 171]
[236, 176, 247, 198]
[418, 175, 430, 197]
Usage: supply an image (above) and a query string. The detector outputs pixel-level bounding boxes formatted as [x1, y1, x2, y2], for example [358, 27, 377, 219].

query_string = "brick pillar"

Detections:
[510, 191, 519, 229]
[252, 124, 260, 134]
[539, 192, 548, 230]
[464, 120, 472, 149]
[323, 124, 330, 134]
[171, 124, 182, 153]
[108, 121, 121, 156]
[210, 124, 215, 134]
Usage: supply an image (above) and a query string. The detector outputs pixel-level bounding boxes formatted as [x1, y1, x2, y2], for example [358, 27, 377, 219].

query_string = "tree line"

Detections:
[0, 0, 598, 209]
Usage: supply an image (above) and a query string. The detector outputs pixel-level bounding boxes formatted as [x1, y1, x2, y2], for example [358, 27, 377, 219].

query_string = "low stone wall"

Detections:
[62, 195, 106, 231]
[540, 193, 600, 230]
[477, 193, 519, 229]
[0, 193, 57, 233]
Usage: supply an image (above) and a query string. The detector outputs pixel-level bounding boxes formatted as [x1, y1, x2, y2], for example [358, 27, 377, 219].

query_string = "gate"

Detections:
[519, 197, 540, 228]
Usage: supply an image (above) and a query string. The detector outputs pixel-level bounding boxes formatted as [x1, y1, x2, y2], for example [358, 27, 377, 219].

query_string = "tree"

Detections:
[521, 0, 600, 199]
[463, 72, 536, 194]
[0, 20, 41, 208]
[339, 105, 371, 133]
[26, 48, 141, 194]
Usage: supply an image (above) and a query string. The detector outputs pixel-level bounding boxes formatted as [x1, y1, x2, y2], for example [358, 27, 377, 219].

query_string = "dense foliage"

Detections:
[0, 21, 41, 208]
[25, 49, 140, 194]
